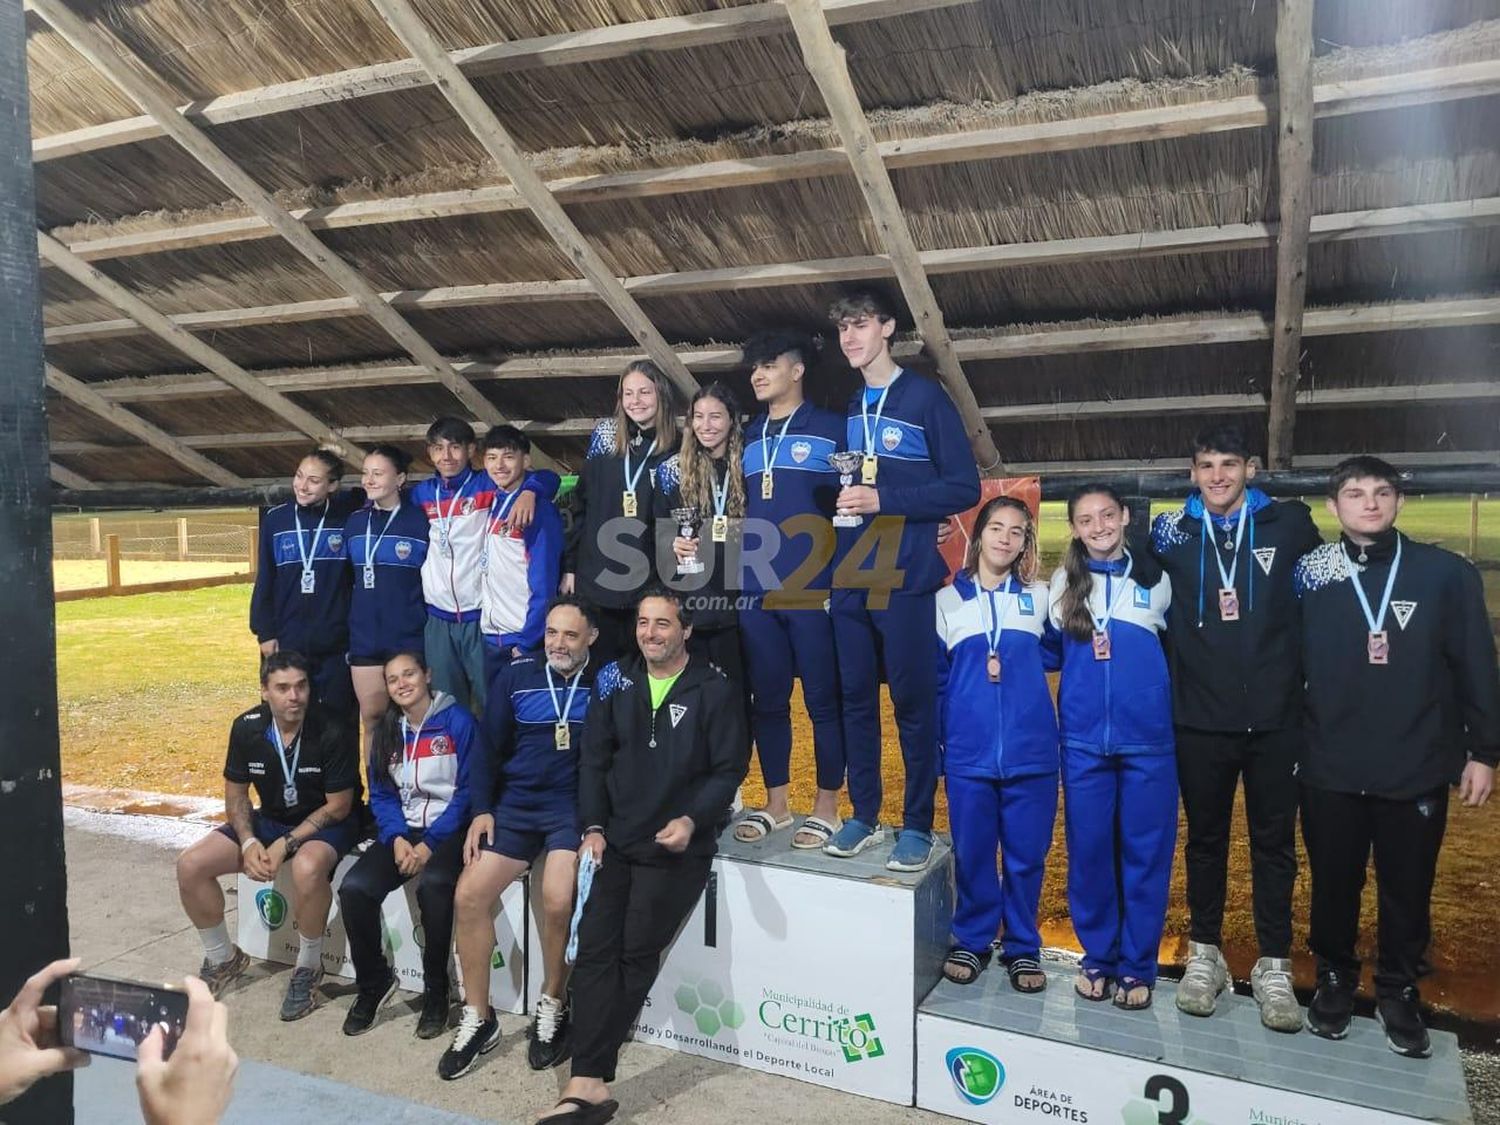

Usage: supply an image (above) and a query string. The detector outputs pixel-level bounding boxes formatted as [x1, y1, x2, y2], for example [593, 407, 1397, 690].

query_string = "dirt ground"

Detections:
[54, 567, 1500, 1021]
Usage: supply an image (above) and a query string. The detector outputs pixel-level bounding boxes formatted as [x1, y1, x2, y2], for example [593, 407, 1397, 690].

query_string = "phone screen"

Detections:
[59, 973, 190, 1062]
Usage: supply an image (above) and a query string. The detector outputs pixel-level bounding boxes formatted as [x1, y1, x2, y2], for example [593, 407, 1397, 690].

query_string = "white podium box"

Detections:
[917, 963, 1472, 1124]
[546, 832, 953, 1105]
[236, 845, 528, 1015]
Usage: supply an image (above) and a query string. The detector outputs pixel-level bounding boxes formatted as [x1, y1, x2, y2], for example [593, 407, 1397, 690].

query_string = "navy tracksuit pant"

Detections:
[831, 588, 938, 833]
[740, 597, 844, 791]
[946, 771, 1057, 959]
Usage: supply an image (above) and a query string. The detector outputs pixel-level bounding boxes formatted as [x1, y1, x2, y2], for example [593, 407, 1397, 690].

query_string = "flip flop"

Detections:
[1114, 976, 1153, 1011]
[732, 810, 793, 842]
[1074, 967, 1113, 1002]
[534, 1096, 619, 1125]
[790, 815, 840, 850]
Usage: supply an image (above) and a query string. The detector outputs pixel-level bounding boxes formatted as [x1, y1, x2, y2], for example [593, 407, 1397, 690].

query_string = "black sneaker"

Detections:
[526, 993, 571, 1071]
[437, 1005, 501, 1080]
[1376, 988, 1431, 1058]
[342, 974, 399, 1037]
[416, 988, 452, 1039]
[1305, 971, 1356, 1040]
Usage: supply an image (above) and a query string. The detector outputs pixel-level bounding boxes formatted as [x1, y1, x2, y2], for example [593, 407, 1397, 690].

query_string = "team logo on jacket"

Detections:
[1391, 600, 1418, 630]
[430, 734, 452, 755]
[326, 534, 343, 552]
[881, 425, 902, 451]
[395, 540, 412, 560]
[669, 704, 688, 728]
[790, 441, 811, 464]
[460, 497, 476, 515]
[1133, 586, 1151, 609]
[1253, 546, 1277, 575]
[1017, 592, 1034, 614]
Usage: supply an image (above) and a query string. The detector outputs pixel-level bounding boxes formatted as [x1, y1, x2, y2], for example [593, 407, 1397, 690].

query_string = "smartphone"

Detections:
[58, 972, 189, 1062]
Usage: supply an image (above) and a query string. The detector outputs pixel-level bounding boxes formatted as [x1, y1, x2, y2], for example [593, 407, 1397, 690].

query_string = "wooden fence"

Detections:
[55, 529, 259, 602]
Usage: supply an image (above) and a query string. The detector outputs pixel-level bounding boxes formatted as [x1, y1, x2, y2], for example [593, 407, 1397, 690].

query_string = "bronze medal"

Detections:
[1368, 630, 1389, 665]
[1092, 629, 1111, 661]
[987, 652, 1001, 683]
[1218, 587, 1240, 622]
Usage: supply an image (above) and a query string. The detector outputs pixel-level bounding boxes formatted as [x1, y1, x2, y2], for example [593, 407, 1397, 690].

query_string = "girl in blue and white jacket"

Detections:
[1049, 484, 1175, 1011]
[936, 496, 1060, 992]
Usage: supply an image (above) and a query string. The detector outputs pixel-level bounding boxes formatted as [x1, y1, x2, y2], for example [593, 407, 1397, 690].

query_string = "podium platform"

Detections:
[616, 831, 954, 1105]
[236, 848, 529, 1014]
[916, 963, 1472, 1124]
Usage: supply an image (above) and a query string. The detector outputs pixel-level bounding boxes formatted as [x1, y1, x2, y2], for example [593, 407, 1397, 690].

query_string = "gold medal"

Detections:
[761, 474, 774, 501]
[622, 491, 637, 518]
[711, 514, 729, 543]
[554, 721, 571, 750]
[861, 454, 878, 485]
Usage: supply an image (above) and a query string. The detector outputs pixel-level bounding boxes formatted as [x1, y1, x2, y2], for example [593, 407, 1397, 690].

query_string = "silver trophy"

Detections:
[828, 452, 866, 528]
[672, 506, 705, 574]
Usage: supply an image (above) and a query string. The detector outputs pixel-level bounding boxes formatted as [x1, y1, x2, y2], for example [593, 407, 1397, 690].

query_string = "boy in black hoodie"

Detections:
[1150, 424, 1321, 1030]
[1295, 456, 1498, 1058]
[538, 587, 749, 1124]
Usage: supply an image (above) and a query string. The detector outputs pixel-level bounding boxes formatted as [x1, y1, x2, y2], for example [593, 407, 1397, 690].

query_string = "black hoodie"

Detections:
[1151, 489, 1322, 732]
[1294, 529, 1500, 798]
[578, 652, 750, 861]
[564, 419, 670, 610]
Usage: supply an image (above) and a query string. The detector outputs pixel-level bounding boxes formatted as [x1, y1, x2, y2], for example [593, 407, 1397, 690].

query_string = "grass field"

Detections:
[52, 497, 1500, 1017]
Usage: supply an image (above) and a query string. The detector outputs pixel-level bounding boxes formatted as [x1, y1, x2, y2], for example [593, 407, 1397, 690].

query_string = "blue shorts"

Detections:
[215, 809, 360, 859]
[482, 804, 578, 864]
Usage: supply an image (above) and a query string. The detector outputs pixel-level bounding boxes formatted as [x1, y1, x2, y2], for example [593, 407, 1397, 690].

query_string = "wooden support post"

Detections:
[247, 525, 259, 578]
[177, 517, 190, 561]
[89, 516, 101, 556]
[782, 0, 1002, 474]
[1470, 494, 1481, 559]
[105, 533, 122, 592]
[1267, 0, 1316, 469]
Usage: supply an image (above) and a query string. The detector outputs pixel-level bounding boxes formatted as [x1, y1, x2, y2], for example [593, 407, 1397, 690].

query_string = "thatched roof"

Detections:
[24, 0, 1500, 488]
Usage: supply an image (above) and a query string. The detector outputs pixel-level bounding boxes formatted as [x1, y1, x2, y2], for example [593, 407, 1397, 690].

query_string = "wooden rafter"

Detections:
[44, 58, 1500, 266]
[45, 364, 243, 486]
[36, 232, 366, 467]
[28, 0, 523, 446]
[30, 0, 970, 164]
[1267, 0, 1316, 469]
[49, 461, 97, 490]
[45, 197, 1500, 348]
[366, 0, 699, 400]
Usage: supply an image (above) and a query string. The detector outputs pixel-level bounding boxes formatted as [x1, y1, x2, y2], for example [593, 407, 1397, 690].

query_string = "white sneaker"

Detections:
[1251, 957, 1302, 1033]
[1175, 942, 1229, 1016]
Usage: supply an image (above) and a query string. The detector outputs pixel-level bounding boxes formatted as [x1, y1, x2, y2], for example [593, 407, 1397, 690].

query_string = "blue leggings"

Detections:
[946, 771, 1057, 959]
[1062, 747, 1178, 984]
[739, 598, 844, 791]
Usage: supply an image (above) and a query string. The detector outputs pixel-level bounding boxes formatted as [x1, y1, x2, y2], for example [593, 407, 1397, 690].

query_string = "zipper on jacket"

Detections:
[1103, 572, 1112, 753]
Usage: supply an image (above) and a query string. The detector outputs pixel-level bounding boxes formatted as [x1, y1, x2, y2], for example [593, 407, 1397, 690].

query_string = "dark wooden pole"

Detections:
[0, 0, 74, 1119]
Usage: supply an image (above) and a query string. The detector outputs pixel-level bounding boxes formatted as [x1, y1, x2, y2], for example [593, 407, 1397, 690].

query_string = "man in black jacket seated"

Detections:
[536, 587, 750, 1125]
[1294, 456, 1499, 1058]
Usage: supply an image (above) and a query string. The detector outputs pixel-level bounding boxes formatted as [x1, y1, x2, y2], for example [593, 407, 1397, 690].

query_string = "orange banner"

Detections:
[940, 476, 1042, 581]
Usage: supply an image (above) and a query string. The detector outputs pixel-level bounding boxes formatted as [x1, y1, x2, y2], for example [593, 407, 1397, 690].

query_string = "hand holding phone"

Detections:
[136, 977, 238, 1125]
[59, 972, 189, 1063]
[0, 957, 90, 1107]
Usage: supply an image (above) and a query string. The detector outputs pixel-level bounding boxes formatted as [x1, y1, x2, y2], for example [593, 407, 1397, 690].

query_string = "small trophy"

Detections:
[672, 506, 705, 575]
[828, 452, 866, 528]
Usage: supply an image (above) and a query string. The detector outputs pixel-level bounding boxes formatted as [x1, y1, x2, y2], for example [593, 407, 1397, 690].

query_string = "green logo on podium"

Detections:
[673, 977, 746, 1037]
[840, 1013, 883, 1063]
[255, 889, 287, 930]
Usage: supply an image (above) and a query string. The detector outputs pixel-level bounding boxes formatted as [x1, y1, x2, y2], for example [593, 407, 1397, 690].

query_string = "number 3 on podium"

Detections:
[1144, 1074, 1190, 1125]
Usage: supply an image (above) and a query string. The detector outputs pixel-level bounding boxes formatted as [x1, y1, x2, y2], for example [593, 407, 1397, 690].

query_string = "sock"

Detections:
[296, 935, 323, 971]
[197, 922, 233, 966]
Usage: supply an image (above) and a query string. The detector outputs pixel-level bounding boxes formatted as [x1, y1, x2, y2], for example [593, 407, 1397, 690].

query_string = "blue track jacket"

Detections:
[345, 496, 430, 659]
[368, 692, 476, 847]
[251, 495, 358, 656]
[476, 652, 594, 812]
[741, 403, 844, 599]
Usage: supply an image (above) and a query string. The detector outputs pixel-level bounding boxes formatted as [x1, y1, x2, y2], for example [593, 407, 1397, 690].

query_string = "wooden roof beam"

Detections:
[36, 231, 366, 467]
[48, 196, 1500, 349]
[45, 363, 243, 486]
[28, 0, 530, 456]
[366, 0, 699, 401]
[45, 57, 1500, 266]
[49, 461, 98, 490]
[30, 0, 969, 163]
[1267, 0, 1316, 469]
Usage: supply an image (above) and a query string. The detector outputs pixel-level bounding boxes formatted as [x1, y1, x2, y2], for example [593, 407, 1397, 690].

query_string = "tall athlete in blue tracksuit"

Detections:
[345, 444, 430, 750]
[250, 447, 358, 719]
[936, 496, 1060, 992]
[824, 292, 980, 871]
[733, 330, 846, 849]
[1049, 485, 1176, 1011]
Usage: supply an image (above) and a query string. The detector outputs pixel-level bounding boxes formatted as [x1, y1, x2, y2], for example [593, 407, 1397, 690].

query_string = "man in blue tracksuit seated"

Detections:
[732, 329, 847, 850]
[824, 290, 981, 871]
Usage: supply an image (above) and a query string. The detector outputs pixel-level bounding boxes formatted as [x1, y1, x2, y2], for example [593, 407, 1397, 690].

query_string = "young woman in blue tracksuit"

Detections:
[936, 496, 1059, 992]
[345, 444, 430, 753]
[1049, 484, 1176, 1010]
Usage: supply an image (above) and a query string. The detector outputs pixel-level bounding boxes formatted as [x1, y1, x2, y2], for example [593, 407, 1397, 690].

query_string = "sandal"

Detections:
[1006, 956, 1047, 995]
[733, 810, 793, 842]
[942, 946, 992, 986]
[791, 815, 840, 850]
[1074, 967, 1113, 1002]
[534, 1096, 619, 1125]
[1114, 976, 1153, 1011]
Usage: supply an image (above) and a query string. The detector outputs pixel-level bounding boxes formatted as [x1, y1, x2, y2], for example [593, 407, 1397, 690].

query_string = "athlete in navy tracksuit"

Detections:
[824, 293, 980, 871]
[250, 448, 359, 720]
[1050, 485, 1175, 1009]
[936, 496, 1060, 991]
[734, 330, 846, 848]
